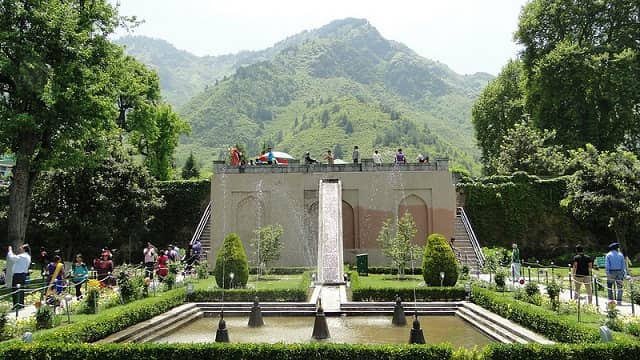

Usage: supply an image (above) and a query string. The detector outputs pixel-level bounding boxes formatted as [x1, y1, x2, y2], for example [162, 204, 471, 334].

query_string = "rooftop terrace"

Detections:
[213, 158, 449, 174]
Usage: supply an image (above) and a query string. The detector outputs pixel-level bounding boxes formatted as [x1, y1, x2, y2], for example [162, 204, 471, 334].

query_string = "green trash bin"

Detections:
[356, 253, 368, 276]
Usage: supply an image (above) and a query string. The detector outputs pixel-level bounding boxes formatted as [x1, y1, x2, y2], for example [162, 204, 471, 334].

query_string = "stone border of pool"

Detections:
[96, 301, 553, 345]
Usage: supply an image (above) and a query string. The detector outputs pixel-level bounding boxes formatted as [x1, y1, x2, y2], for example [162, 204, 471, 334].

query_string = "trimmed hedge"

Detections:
[352, 287, 466, 302]
[214, 233, 250, 289]
[350, 271, 465, 301]
[249, 267, 311, 275]
[471, 287, 599, 343]
[0, 343, 454, 360]
[423, 233, 458, 286]
[31, 288, 186, 343]
[193, 272, 309, 302]
[2, 341, 640, 359]
[485, 343, 640, 360]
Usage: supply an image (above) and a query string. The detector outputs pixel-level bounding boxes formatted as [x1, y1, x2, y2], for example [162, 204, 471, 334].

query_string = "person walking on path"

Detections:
[7, 244, 31, 310]
[373, 150, 383, 165]
[511, 243, 521, 280]
[143, 242, 157, 279]
[352, 146, 360, 164]
[605, 242, 626, 304]
[572, 245, 593, 304]
[72, 254, 89, 300]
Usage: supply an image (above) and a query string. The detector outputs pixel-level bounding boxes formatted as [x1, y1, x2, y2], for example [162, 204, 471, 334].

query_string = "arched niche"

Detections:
[398, 194, 428, 246]
[343, 200, 355, 250]
[236, 195, 266, 256]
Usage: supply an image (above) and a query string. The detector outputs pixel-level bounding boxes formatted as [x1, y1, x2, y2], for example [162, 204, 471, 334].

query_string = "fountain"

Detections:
[391, 295, 407, 326]
[215, 311, 229, 343]
[248, 297, 264, 328]
[317, 179, 344, 284]
[99, 164, 553, 348]
[311, 298, 330, 340]
[409, 313, 426, 344]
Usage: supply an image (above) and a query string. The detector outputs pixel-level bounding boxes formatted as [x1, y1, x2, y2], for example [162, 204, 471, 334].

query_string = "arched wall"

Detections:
[342, 200, 355, 250]
[398, 194, 429, 246]
[236, 196, 266, 260]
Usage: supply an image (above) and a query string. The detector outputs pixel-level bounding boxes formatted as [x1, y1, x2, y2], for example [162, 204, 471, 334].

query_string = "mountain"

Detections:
[117, 19, 492, 174]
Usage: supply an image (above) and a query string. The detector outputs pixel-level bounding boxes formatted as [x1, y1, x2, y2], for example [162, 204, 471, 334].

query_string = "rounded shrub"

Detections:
[214, 233, 249, 289]
[422, 233, 459, 286]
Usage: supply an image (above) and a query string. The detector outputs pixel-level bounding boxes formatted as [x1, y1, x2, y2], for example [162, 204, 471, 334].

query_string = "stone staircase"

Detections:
[453, 207, 484, 274]
[191, 202, 212, 261]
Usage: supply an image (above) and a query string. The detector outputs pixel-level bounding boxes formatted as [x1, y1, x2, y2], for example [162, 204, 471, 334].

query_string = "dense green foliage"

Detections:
[0, 0, 186, 248]
[214, 233, 250, 289]
[471, 287, 599, 343]
[561, 145, 640, 253]
[31, 289, 186, 343]
[0, 343, 455, 360]
[474, 0, 640, 172]
[459, 173, 598, 258]
[146, 179, 210, 253]
[181, 151, 200, 179]
[422, 234, 459, 286]
[121, 19, 492, 174]
[29, 147, 162, 261]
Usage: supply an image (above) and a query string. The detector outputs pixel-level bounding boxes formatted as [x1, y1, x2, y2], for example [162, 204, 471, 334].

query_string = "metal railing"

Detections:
[190, 201, 211, 247]
[457, 207, 485, 268]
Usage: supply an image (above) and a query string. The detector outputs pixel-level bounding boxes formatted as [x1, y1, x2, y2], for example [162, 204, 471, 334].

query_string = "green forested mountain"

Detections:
[117, 19, 492, 173]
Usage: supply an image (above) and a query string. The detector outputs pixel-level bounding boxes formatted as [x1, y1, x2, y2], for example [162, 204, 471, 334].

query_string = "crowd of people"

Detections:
[4, 240, 203, 310]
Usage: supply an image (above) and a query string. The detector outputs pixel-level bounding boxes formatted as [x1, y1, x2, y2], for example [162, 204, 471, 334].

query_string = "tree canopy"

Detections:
[0, 0, 186, 246]
[474, 0, 640, 173]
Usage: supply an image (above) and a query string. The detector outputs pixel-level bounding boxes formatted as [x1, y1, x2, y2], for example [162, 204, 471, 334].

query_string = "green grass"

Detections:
[352, 274, 423, 289]
[194, 274, 306, 291]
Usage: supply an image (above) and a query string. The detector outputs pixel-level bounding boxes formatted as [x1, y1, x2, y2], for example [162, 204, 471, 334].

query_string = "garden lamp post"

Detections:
[186, 282, 194, 301]
[464, 283, 471, 301]
[568, 264, 573, 300]
[440, 272, 445, 287]
[229, 272, 235, 289]
[64, 294, 73, 323]
[15, 284, 21, 318]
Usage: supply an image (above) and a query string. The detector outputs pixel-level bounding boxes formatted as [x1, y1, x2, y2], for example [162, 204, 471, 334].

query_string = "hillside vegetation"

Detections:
[118, 18, 492, 173]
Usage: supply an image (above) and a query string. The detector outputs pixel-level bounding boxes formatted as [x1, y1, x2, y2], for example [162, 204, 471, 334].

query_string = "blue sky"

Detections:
[113, 0, 529, 75]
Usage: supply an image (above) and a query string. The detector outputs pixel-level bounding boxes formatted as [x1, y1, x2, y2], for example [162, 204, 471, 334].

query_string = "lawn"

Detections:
[353, 274, 424, 289]
[194, 273, 308, 291]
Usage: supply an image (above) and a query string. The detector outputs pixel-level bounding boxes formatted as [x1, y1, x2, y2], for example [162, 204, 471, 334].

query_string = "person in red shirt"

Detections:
[156, 250, 169, 282]
[93, 251, 114, 286]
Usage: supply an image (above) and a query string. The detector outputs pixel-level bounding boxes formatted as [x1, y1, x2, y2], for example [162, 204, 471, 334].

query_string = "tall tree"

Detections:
[0, 1, 124, 247]
[516, 0, 640, 152]
[471, 60, 526, 173]
[181, 152, 200, 180]
[561, 145, 640, 252]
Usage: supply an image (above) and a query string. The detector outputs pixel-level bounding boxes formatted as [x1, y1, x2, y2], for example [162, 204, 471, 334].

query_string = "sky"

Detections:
[113, 0, 530, 75]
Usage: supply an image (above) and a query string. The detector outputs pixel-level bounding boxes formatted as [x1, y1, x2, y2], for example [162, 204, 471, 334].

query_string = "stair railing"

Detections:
[191, 202, 212, 246]
[457, 207, 485, 268]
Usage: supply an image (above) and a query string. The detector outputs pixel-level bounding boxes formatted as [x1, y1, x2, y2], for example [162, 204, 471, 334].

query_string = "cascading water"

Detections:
[317, 179, 344, 284]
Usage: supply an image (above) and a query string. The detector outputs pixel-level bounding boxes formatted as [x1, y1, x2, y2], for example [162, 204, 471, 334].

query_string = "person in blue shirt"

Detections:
[266, 147, 275, 165]
[605, 242, 626, 304]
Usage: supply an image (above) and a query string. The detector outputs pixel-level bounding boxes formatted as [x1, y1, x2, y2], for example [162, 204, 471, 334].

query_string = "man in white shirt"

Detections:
[7, 244, 31, 310]
[373, 150, 383, 165]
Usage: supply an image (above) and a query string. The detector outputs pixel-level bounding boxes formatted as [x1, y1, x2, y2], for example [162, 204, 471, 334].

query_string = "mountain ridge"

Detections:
[116, 18, 492, 174]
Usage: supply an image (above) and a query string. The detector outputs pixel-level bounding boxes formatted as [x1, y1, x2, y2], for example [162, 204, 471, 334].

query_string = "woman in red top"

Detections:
[156, 250, 169, 281]
[93, 252, 114, 286]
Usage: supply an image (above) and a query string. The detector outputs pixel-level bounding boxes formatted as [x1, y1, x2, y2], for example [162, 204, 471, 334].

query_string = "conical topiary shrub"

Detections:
[422, 233, 459, 286]
[214, 233, 249, 289]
